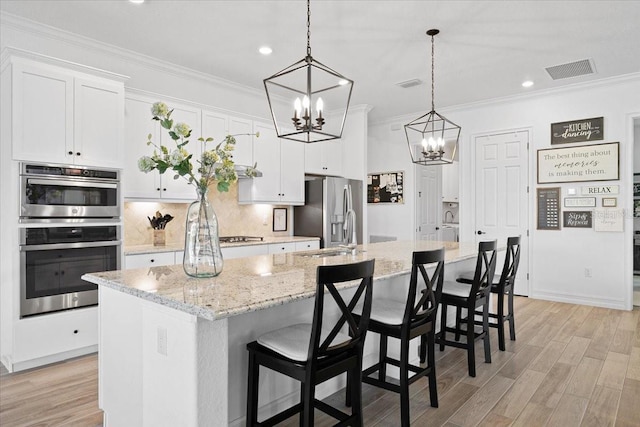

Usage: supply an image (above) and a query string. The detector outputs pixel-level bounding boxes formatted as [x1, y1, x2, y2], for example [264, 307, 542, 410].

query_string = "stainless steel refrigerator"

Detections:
[294, 177, 363, 248]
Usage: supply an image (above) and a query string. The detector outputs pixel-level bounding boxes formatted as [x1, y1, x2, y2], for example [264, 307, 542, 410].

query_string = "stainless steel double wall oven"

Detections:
[19, 163, 122, 317]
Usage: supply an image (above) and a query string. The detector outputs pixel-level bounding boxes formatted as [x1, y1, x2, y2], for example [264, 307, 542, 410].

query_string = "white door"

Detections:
[415, 166, 441, 241]
[474, 130, 529, 295]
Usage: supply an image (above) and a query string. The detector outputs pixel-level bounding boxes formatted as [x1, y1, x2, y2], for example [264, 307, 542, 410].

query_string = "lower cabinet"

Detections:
[295, 240, 320, 251]
[124, 251, 178, 269]
[222, 244, 269, 260]
[12, 306, 98, 370]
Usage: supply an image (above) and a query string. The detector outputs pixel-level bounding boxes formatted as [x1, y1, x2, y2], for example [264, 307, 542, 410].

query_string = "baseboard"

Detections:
[10, 345, 98, 372]
[530, 291, 627, 310]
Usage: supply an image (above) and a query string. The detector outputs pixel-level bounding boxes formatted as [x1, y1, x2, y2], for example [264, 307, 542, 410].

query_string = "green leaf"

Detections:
[147, 133, 153, 140]
[205, 137, 214, 142]
[173, 174, 180, 180]
[169, 131, 179, 140]
[161, 119, 173, 130]
[217, 181, 230, 192]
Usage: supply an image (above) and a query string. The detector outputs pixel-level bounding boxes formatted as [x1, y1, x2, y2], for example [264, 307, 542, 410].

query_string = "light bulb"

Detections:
[302, 96, 310, 109]
[438, 137, 445, 148]
[315, 97, 323, 113]
[421, 138, 428, 148]
[294, 98, 302, 118]
[428, 136, 436, 151]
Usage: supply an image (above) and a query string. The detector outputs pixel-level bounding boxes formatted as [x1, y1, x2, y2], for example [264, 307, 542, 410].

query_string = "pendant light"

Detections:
[264, 0, 353, 143]
[405, 29, 460, 166]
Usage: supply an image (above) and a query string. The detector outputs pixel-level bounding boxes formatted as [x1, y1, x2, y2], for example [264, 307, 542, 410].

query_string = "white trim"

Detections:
[626, 112, 640, 310]
[531, 291, 626, 310]
[9, 346, 98, 373]
[0, 11, 265, 99]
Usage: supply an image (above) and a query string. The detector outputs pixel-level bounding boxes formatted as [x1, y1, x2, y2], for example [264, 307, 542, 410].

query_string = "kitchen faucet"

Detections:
[444, 210, 455, 223]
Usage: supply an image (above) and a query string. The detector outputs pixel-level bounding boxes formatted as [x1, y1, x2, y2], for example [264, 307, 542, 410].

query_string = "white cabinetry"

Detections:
[295, 240, 320, 251]
[222, 244, 269, 260]
[123, 94, 197, 201]
[304, 139, 342, 176]
[268, 242, 297, 254]
[9, 56, 125, 168]
[124, 251, 177, 269]
[238, 122, 304, 205]
[442, 161, 459, 202]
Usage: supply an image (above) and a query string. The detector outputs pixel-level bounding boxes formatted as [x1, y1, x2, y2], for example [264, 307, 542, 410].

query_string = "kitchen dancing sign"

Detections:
[551, 117, 603, 145]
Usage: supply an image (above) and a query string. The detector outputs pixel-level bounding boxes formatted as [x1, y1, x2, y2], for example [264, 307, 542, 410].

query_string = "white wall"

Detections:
[369, 75, 640, 310]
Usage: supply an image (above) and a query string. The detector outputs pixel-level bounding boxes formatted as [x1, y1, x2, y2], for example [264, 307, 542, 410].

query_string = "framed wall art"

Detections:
[602, 197, 617, 207]
[551, 117, 603, 145]
[537, 142, 619, 184]
[537, 187, 561, 230]
[563, 211, 592, 228]
[367, 171, 404, 204]
[273, 208, 287, 231]
[564, 197, 596, 208]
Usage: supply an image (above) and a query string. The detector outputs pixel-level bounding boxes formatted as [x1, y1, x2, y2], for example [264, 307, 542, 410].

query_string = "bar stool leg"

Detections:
[427, 332, 438, 408]
[300, 380, 315, 427]
[508, 288, 516, 341]
[466, 305, 476, 377]
[483, 296, 492, 364]
[379, 334, 388, 381]
[350, 362, 364, 427]
[400, 334, 410, 427]
[419, 334, 427, 364]
[497, 291, 506, 351]
[455, 307, 462, 341]
[439, 303, 447, 351]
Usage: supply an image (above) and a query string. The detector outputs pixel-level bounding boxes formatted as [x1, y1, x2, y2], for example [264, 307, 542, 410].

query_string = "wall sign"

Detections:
[593, 208, 624, 232]
[537, 187, 561, 230]
[563, 211, 592, 228]
[564, 197, 596, 208]
[367, 171, 404, 204]
[581, 185, 619, 195]
[602, 197, 617, 207]
[537, 142, 619, 184]
[551, 117, 603, 145]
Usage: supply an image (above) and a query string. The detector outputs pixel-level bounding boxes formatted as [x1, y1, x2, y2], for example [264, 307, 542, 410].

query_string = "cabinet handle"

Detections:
[68, 151, 73, 155]
[157, 188, 161, 191]
[76, 152, 81, 156]
[163, 188, 167, 191]
[73, 330, 78, 334]
[150, 259, 155, 263]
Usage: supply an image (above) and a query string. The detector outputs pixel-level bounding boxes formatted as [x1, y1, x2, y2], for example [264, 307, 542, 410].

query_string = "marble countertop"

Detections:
[124, 236, 320, 255]
[85, 240, 480, 321]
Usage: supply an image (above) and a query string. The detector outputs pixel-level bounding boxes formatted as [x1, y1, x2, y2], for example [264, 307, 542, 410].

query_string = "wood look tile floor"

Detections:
[1, 297, 639, 426]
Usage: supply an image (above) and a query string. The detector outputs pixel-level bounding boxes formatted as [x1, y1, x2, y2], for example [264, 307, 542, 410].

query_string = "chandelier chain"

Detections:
[431, 32, 435, 112]
[306, 0, 311, 56]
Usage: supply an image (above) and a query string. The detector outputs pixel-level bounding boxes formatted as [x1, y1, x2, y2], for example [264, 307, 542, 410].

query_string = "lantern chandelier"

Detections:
[263, 0, 354, 143]
[405, 29, 461, 166]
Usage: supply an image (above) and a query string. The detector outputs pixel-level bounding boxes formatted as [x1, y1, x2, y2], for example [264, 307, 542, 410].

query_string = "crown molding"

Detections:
[0, 11, 267, 100]
[371, 71, 640, 127]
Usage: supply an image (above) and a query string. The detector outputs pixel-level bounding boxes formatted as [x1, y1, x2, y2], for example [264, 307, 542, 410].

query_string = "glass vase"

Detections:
[183, 186, 224, 278]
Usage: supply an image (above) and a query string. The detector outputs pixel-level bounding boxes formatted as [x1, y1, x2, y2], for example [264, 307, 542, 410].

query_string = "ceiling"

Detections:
[2, 0, 639, 122]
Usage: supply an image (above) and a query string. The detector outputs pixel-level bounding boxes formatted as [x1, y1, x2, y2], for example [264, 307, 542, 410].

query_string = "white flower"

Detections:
[138, 156, 155, 173]
[151, 102, 169, 118]
[173, 122, 191, 137]
[169, 148, 188, 166]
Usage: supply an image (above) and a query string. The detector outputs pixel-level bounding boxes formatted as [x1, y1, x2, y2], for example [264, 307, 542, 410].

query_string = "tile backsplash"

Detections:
[124, 183, 292, 246]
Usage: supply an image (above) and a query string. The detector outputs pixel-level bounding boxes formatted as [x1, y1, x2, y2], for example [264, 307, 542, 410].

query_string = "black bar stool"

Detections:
[351, 249, 445, 426]
[246, 259, 375, 427]
[437, 240, 497, 377]
[455, 236, 521, 351]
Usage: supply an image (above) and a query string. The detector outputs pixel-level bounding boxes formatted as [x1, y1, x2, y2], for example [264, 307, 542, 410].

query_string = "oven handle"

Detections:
[26, 178, 118, 189]
[20, 241, 121, 251]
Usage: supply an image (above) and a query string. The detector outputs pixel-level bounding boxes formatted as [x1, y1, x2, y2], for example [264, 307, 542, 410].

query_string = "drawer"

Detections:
[268, 242, 297, 254]
[13, 306, 98, 362]
[295, 240, 319, 251]
[222, 245, 269, 260]
[125, 251, 176, 269]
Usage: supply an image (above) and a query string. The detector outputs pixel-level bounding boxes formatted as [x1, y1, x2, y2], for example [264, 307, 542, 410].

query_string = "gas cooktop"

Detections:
[219, 236, 264, 243]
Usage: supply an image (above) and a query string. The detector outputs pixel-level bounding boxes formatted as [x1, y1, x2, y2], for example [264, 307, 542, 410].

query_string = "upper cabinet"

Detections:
[123, 94, 197, 201]
[7, 55, 125, 168]
[441, 161, 459, 202]
[238, 122, 304, 205]
[304, 139, 342, 176]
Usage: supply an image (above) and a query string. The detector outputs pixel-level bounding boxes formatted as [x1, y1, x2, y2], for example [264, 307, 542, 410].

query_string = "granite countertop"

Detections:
[124, 236, 320, 255]
[85, 240, 483, 321]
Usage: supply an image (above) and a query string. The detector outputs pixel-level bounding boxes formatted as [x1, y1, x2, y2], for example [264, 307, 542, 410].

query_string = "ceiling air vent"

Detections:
[396, 78, 423, 89]
[545, 59, 596, 80]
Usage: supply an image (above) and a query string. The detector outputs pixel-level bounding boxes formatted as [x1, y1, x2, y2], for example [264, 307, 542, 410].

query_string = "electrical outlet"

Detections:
[157, 326, 167, 356]
[584, 268, 592, 278]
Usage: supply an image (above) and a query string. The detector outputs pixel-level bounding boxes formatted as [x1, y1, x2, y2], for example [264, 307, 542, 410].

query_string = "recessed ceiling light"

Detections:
[129, 0, 145, 4]
[522, 80, 534, 88]
[259, 46, 272, 55]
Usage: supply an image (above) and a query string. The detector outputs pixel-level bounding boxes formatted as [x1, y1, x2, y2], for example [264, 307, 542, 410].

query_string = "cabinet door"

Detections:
[74, 78, 124, 168]
[201, 110, 228, 152]
[124, 252, 176, 269]
[280, 138, 305, 204]
[160, 103, 201, 200]
[268, 242, 297, 254]
[123, 97, 161, 199]
[12, 62, 73, 164]
[304, 142, 324, 175]
[229, 116, 253, 166]
[295, 240, 319, 251]
[248, 122, 281, 202]
[322, 140, 343, 176]
[442, 161, 459, 202]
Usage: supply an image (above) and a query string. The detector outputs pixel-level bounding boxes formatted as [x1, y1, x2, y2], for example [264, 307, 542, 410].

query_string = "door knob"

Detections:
[435, 227, 440, 231]
[477, 230, 486, 235]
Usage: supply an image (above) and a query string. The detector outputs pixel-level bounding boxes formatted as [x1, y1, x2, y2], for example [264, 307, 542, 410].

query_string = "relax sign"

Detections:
[537, 142, 619, 184]
[551, 117, 604, 145]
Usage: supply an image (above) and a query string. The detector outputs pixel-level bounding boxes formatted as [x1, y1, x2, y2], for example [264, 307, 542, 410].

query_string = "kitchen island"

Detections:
[83, 240, 483, 427]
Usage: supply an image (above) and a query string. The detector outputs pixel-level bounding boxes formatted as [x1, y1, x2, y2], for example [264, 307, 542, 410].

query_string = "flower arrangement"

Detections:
[138, 102, 258, 194]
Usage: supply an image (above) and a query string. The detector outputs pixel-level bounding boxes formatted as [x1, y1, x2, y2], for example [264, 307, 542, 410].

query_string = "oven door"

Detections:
[20, 239, 121, 317]
[21, 177, 120, 219]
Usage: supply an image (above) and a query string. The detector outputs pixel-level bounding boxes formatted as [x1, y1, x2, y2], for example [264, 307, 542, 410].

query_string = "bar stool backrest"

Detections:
[405, 248, 445, 329]
[470, 240, 498, 297]
[497, 236, 521, 291]
[307, 259, 376, 364]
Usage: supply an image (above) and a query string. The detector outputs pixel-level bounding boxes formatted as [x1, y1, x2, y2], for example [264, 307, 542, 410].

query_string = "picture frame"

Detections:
[367, 171, 404, 204]
[564, 197, 596, 208]
[537, 142, 619, 184]
[273, 208, 287, 232]
[550, 117, 603, 145]
[602, 197, 617, 207]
